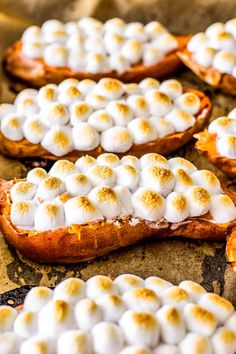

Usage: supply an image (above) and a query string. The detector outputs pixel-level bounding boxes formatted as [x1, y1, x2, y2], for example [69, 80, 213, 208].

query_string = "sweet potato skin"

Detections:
[0, 178, 236, 264]
[0, 89, 211, 161]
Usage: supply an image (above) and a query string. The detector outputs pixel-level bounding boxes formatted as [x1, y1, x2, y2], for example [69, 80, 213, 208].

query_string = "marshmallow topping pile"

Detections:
[0, 274, 236, 354]
[187, 18, 236, 75]
[20, 17, 178, 72]
[9, 153, 236, 231]
[0, 77, 202, 156]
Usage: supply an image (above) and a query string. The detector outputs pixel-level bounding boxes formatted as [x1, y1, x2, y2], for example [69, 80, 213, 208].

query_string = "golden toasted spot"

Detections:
[123, 276, 141, 286]
[218, 31, 233, 40]
[98, 113, 110, 121]
[126, 83, 139, 91]
[173, 158, 193, 169]
[43, 177, 61, 190]
[35, 342, 47, 354]
[112, 34, 124, 43]
[101, 153, 119, 163]
[67, 86, 81, 97]
[179, 111, 193, 122]
[116, 130, 131, 143]
[96, 186, 117, 202]
[54, 160, 75, 172]
[152, 92, 171, 104]
[192, 187, 210, 205]
[139, 119, 153, 134]
[55, 47, 67, 56]
[195, 337, 209, 354]
[74, 104, 90, 117]
[74, 196, 96, 212]
[0, 307, 14, 325]
[226, 135, 236, 147]
[102, 78, 123, 92]
[184, 282, 205, 293]
[219, 194, 234, 206]
[208, 293, 234, 311]
[132, 312, 156, 328]
[72, 174, 88, 185]
[165, 307, 181, 325]
[123, 164, 137, 175]
[172, 194, 187, 212]
[86, 300, 98, 313]
[29, 120, 43, 134]
[147, 153, 167, 164]
[9, 117, 20, 128]
[96, 276, 113, 291]
[53, 30, 65, 36]
[93, 54, 104, 62]
[52, 104, 66, 117]
[133, 288, 157, 301]
[140, 190, 163, 210]
[36, 287, 50, 298]
[202, 170, 218, 185]
[15, 182, 33, 194]
[136, 98, 147, 109]
[217, 117, 232, 127]
[168, 82, 181, 91]
[220, 328, 236, 343]
[64, 279, 82, 296]
[182, 93, 198, 107]
[190, 305, 216, 325]
[22, 312, 34, 325]
[177, 169, 193, 186]
[53, 131, 70, 148]
[149, 166, 174, 182]
[130, 40, 142, 51]
[83, 155, 95, 164]
[116, 103, 130, 114]
[14, 201, 30, 214]
[45, 204, 59, 217]
[58, 193, 72, 204]
[107, 295, 122, 306]
[150, 278, 167, 286]
[33, 42, 42, 49]
[32, 168, 47, 178]
[93, 165, 113, 179]
[53, 300, 69, 323]
[167, 287, 189, 301]
[74, 334, 86, 351]
[145, 78, 159, 87]
[44, 88, 55, 100]
[22, 98, 34, 106]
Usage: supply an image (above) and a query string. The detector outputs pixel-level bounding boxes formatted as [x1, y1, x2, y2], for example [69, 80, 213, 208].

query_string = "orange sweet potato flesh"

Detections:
[3, 36, 190, 88]
[0, 88, 211, 161]
[0, 178, 236, 264]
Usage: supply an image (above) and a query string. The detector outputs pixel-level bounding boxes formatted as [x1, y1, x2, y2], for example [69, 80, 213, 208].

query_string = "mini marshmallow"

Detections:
[140, 166, 175, 197]
[123, 287, 160, 313]
[153, 344, 180, 354]
[124, 83, 142, 95]
[24, 287, 53, 312]
[119, 310, 159, 347]
[27, 168, 48, 186]
[14, 311, 37, 338]
[225, 18, 236, 37]
[124, 22, 148, 42]
[176, 92, 201, 115]
[120, 155, 140, 169]
[127, 95, 149, 117]
[42, 126, 73, 156]
[15, 89, 38, 106]
[210, 31, 235, 51]
[213, 50, 236, 74]
[34, 201, 65, 231]
[96, 78, 124, 100]
[84, 36, 106, 54]
[216, 135, 236, 159]
[57, 330, 92, 354]
[205, 22, 225, 37]
[53, 278, 85, 304]
[120, 345, 152, 354]
[179, 280, 206, 302]
[86, 52, 108, 74]
[145, 90, 172, 116]
[121, 39, 143, 64]
[58, 86, 82, 105]
[43, 44, 68, 67]
[191, 169, 221, 195]
[69, 102, 92, 125]
[140, 153, 169, 169]
[22, 41, 44, 59]
[168, 157, 197, 174]
[194, 47, 217, 67]
[0, 332, 20, 354]
[23, 117, 47, 144]
[97, 153, 120, 168]
[41, 19, 65, 33]
[75, 155, 97, 173]
[65, 173, 91, 197]
[104, 18, 126, 34]
[109, 53, 131, 73]
[44, 29, 67, 44]
[104, 33, 125, 54]
[114, 164, 139, 190]
[11, 201, 37, 228]
[139, 78, 160, 93]
[173, 169, 193, 194]
[11, 181, 37, 202]
[145, 21, 167, 39]
[159, 79, 183, 100]
[97, 294, 127, 322]
[228, 107, 236, 119]
[160, 286, 190, 310]
[40, 102, 69, 127]
[143, 46, 164, 66]
[183, 303, 217, 336]
[165, 109, 195, 132]
[179, 333, 212, 354]
[22, 25, 42, 42]
[107, 100, 133, 126]
[77, 79, 96, 95]
[185, 186, 211, 217]
[16, 96, 39, 117]
[226, 312, 236, 333]
[58, 79, 80, 92]
[64, 196, 103, 224]
[145, 277, 173, 296]
[0, 306, 17, 332]
[156, 305, 186, 344]
[164, 192, 189, 223]
[88, 110, 113, 132]
[92, 322, 124, 354]
[68, 49, 86, 71]
[36, 176, 65, 201]
[101, 126, 133, 153]
[212, 327, 236, 354]
[49, 160, 78, 182]
[152, 33, 178, 53]
[79, 18, 103, 37]
[131, 187, 165, 221]
[1, 114, 24, 141]
[20, 336, 54, 354]
[0, 103, 15, 122]
[89, 186, 121, 219]
[37, 84, 57, 107]
[128, 118, 158, 144]
[87, 165, 116, 187]
[187, 33, 209, 52]
[66, 32, 84, 49]
[75, 299, 103, 331]
[85, 93, 108, 109]
[114, 186, 133, 215]
[199, 293, 234, 324]
[86, 275, 117, 300]
[114, 274, 144, 295]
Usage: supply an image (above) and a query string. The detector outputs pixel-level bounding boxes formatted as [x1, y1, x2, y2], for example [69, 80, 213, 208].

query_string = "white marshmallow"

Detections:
[86, 275, 117, 300]
[168, 157, 197, 174]
[75, 299, 103, 331]
[96, 294, 127, 322]
[179, 280, 206, 302]
[120, 155, 140, 169]
[166, 109, 195, 132]
[121, 39, 143, 64]
[183, 303, 217, 336]
[69, 102, 92, 125]
[27, 168, 48, 186]
[95, 78, 124, 100]
[104, 18, 126, 34]
[36, 176, 65, 201]
[22, 25, 42, 42]
[53, 278, 85, 304]
[159, 80, 183, 100]
[1, 114, 24, 141]
[191, 170, 221, 195]
[216, 135, 236, 159]
[16, 97, 39, 117]
[143, 46, 164, 66]
[147, 117, 174, 138]
[23, 117, 47, 144]
[145, 277, 173, 296]
[49, 160, 78, 182]
[139, 78, 160, 93]
[104, 33, 125, 54]
[123, 287, 160, 313]
[107, 100, 134, 126]
[114, 186, 133, 216]
[140, 153, 169, 169]
[37, 85, 57, 107]
[185, 186, 211, 217]
[75, 155, 97, 173]
[58, 79, 80, 91]
[225, 18, 236, 37]
[210, 31, 235, 51]
[153, 344, 180, 354]
[187, 33, 209, 53]
[58, 86, 82, 105]
[0, 306, 17, 332]
[43, 44, 68, 67]
[152, 33, 178, 53]
[228, 107, 236, 119]
[160, 286, 190, 310]
[65, 173, 91, 197]
[176, 92, 201, 115]
[97, 153, 120, 168]
[57, 330, 92, 354]
[194, 47, 216, 67]
[24, 287, 53, 312]
[114, 164, 139, 190]
[84, 36, 106, 54]
[34, 201, 65, 231]
[10, 201, 37, 228]
[101, 126, 133, 153]
[66, 32, 84, 49]
[0, 332, 20, 354]
[109, 53, 131, 73]
[119, 310, 159, 347]
[85, 93, 108, 109]
[172, 169, 193, 194]
[128, 118, 158, 144]
[145, 90, 172, 116]
[127, 95, 149, 117]
[0, 104, 15, 122]
[124, 83, 142, 95]
[88, 186, 121, 219]
[14, 311, 37, 338]
[156, 305, 186, 344]
[88, 110, 113, 132]
[64, 196, 103, 224]
[15, 89, 38, 106]
[124, 22, 148, 42]
[164, 192, 189, 223]
[87, 165, 116, 187]
[43, 28, 67, 44]
[92, 322, 124, 354]
[145, 21, 167, 39]
[212, 327, 236, 354]
[114, 274, 144, 295]
[20, 336, 54, 354]
[40, 102, 69, 127]
[68, 49, 86, 72]
[120, 345, 152, 354]
[41, 19, 65, 33]
[199, 293, 234, 324]
[205, 22, 225, 38]
[179, 333, 212, 354]
[213, 50, 236, 74]
[79, 18, 103, 37]
[226, 312, 236, 334]
[41, 126, 73, 156]
[86, 52, 108, 73]
[11, 181, 37, 202]
[131, 187, 165, 221]
[140, 166, 175, 197]
[77, 79, 96, 95]
[22, 41, 44, 59]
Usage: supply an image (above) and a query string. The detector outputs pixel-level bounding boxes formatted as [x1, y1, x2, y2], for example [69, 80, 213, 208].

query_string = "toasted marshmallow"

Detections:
[124, 83, 142, 95]
[66, 32, 84, 49]
[65, 196, 103, 224]
[87, 165, 115, 187]
[168, 157, 197, 174]
[34, 201, 65, 231]
[216, 135, 236, 158]
[77, 79, 96, 95]
[89, 186, 120, 219]
[36, 176, 65, 201]
[20, 336, 54, 354]
[152, 33, 178, 53]
[53, 278, 85, 304]
[124, 22, 148, 42]
[93, 322, 124, 354]
[86, 52, 108, 73]
[0, 332, 20, 354]
[22, 41, 44, 59]
[24, 287, 53, 312]
[187, 33, 209, 52]
[41, 19, 65, 33]
[226, 312, 236, 333]
[43, 44, 68, 67]
[85, 93, 108, 109]
[95, 78, 124, 100]
[11, 201, 37, 228]
[140, 153, 168, 169]
[97, 294, 127, 322]
[68, 49, 86, 71]
[42, 126, 73, 156]
[210, 194, 236, 223]
[140, 166, 175, 197]
[11, 181, 37, 202]
[0, 306, 17, 332]
[120, 345, 152, 354]
[179, 280, 206, 302]
[159, 80, 183, 100]
[104, 33, 125, 54]
[75, 299, 103, 331]
[0, 104, 15, 122]
[104, 18, 126, 34]
[179, 333, 212, 354]
[101, 126, 133, 153]
[176, 92, 201, 115]
[153, 344, 179, 354]
[84, 36, 106, 54]
[213, 50, 236, 74]
[156, 305, 185, 344]
[37, 84, 57, 107]
[145, 90, 172, 116]
[27, 168, 48, 186]
[119, 310, 159, 347]
[16, 96, 39, 117]
[22, 25, 42, 42]
[173, 169, 193, 194]
[49, 160, 78, 182]
[121, 39, 143, 64]
[23, 117, 47, 144]
[1, 114, 23, 141]
[185, 186, 211, 217]
[183, 303, 217, 336]
[44, 28, 67, 44]
[40, 102, 69, 127]
[75, 155, 97, 173]
[128, 118, 158, 144]
[107, 100, 133, 126]
[65, 173, 91, 197]
[123, 287, 160, 313]
[109, 53, 131, 73]
[131, 187, 165, 221]
[166, 109, 195, 132]
[145, 277, 172, 296]
[114, 185, 133, 215]
[143, 46, 164, 66]
[79, 18, 103, 37]
[14, 311, 37, 338]
[57, 330, 92, 354]
[96, 153, 119, 168]
[114, 274, 144, 295]
[164, 192, 189, 223]
[206, 22, 225, 37]
[15, 89, 38, 106]
[139, 78, 160, 93]
[69, 102, 92, 125]
[120, 155, 140, 169]
[160, 286, 190, 310]
[127, 95, 149, 117]
[145, 21, 167, 39]
[88, 110, 113, 132]
[194, 46, 216, 67]
[114, 164, 139, 190]
[199, 293, 234, 324]
[86, 275, 117, 300]
[212, 327, 236, 354]
[225, 18, 236, 37]
[58, 86, 82, 105]
[191, 170, 221, 195]
[210, 31, 235, 51]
